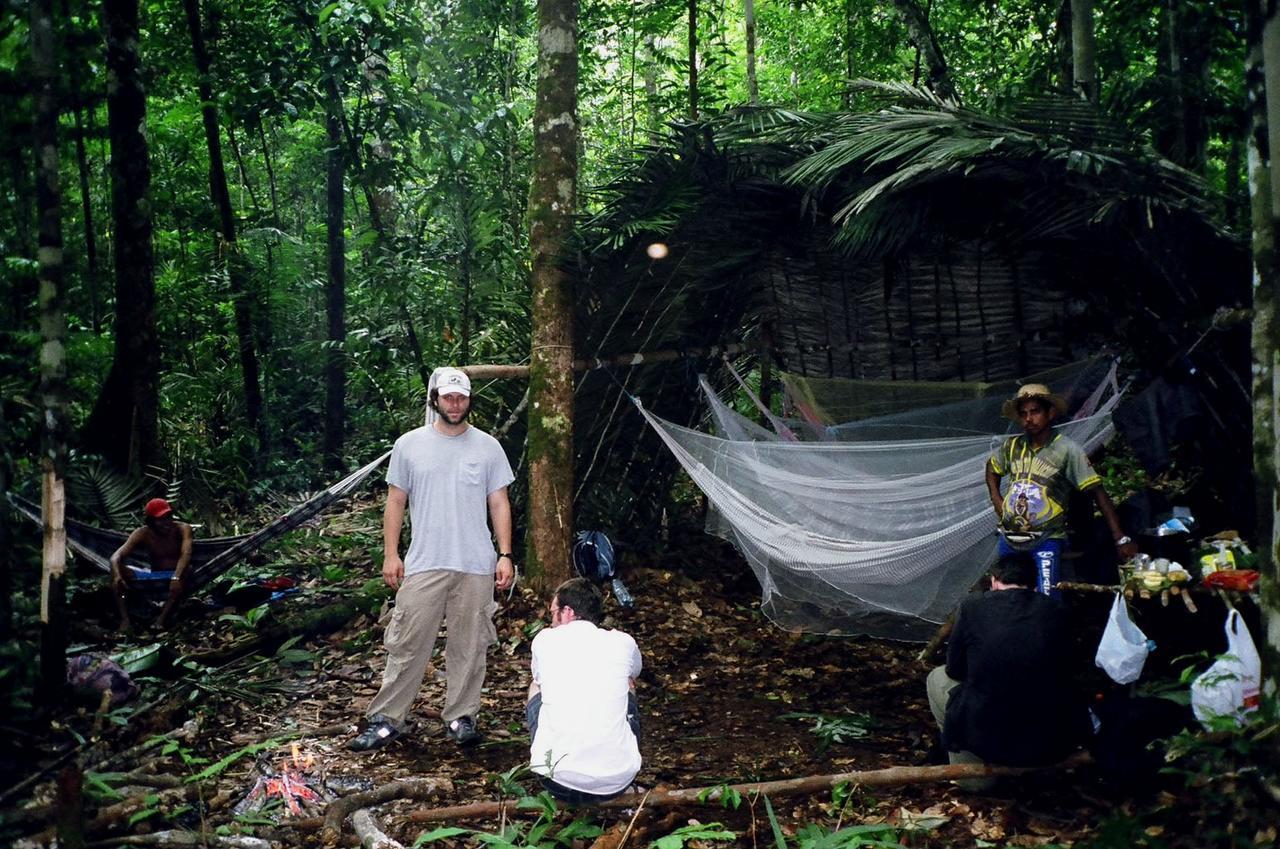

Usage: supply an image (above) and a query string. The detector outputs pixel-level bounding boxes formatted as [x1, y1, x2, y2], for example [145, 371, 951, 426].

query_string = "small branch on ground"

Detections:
[83, 831, 270, 848]
[229, 721, 353, 746]
[352, 809, 406, 849]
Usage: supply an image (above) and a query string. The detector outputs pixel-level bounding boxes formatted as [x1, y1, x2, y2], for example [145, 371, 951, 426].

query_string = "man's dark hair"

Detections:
[990, 553, 1036, 587]
[554, 577, 603, 624]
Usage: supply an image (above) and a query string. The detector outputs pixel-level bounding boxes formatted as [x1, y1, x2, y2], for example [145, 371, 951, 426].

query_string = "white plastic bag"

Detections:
[1095, 593, 1151, 684]
[1191, 609, 1262, 727]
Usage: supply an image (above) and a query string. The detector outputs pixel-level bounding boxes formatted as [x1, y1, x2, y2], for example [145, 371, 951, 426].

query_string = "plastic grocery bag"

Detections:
[1095, 593, 1151, 684]
[1191, 609, 1262, 727]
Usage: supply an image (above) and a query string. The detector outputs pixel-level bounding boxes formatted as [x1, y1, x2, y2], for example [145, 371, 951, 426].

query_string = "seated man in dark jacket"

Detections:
[926, 552, 1087, 790]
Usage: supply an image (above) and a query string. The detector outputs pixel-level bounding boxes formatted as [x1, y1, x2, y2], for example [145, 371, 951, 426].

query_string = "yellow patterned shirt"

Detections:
[989, 433, 1101, 538]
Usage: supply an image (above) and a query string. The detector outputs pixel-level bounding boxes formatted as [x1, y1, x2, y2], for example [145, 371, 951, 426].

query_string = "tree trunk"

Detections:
[72, 107, 101, 334]
[1154, 0, 1210, 171]
[86, 0, 161, 474]
[526, 0, 579, 593]
[885, 0, 956, 101]
[1248, 0, 1280, 665]
[323, 107, 346, 471]
[643, 36, 661, 138]
[744, 0, 758, 105]
[1055, 0, 1073, 92]
[1070, 0, 1097, 102]
[0, 400, 12, 642]
[32, 0, 70, 710]
[687, 0, 698, 119]
[182, 0, 268, 457]
[842, 0, 854, 108]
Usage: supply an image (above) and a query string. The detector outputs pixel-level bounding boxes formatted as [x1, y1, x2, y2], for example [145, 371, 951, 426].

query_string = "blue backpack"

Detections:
[572, 531, 635, 609]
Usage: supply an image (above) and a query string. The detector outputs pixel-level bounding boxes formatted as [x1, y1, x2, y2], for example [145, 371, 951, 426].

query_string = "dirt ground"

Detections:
[4, 528, 1133, 848]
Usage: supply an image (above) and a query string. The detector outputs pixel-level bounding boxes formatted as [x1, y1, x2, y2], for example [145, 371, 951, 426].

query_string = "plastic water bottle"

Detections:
[611, 577, 636, 609]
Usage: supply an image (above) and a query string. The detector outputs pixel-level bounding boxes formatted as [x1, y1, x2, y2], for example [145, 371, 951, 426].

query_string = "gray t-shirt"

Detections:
[387, 424, 515, 577]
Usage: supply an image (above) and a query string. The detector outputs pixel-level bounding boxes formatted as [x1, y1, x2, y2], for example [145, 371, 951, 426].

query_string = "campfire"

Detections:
[233, 744, 367, 818]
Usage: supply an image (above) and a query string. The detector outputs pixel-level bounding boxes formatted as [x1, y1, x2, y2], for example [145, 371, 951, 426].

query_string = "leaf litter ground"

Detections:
[9, 507, 1121, 847]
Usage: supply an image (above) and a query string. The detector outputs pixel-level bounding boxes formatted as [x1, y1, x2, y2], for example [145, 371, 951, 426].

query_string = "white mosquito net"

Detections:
[637, 358, 1122, 640]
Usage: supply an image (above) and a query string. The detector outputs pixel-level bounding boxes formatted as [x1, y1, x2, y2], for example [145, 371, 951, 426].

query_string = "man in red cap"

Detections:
[109, 498, 193, 632]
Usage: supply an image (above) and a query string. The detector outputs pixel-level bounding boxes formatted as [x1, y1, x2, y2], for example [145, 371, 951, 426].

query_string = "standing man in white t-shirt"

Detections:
[526, 578, 642, 803]
[349, 366, 516, 751]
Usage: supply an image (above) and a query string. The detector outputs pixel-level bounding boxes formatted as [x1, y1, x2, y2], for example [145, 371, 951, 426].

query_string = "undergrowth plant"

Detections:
[779, 710, 876, 753]
[412, 765, 603, 849]
[1080, 696, 1280, 849]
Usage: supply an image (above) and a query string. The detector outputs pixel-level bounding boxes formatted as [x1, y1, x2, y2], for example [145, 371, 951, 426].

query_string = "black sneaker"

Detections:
[348, 716, 401, 751]
[445, 715, 480, 746]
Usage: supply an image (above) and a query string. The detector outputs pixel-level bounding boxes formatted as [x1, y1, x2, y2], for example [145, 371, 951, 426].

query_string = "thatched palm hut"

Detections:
[565, 85, 1247, 536]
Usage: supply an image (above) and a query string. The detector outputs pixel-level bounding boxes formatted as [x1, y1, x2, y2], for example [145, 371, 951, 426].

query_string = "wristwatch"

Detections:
[1114, 535, 1132, 547]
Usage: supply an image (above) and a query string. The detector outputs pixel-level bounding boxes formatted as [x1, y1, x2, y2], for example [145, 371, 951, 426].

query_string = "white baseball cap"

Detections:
[432, 367, 471, 397]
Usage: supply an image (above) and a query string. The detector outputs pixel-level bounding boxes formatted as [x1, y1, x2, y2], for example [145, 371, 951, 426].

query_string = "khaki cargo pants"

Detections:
[366, 569, 497, 727]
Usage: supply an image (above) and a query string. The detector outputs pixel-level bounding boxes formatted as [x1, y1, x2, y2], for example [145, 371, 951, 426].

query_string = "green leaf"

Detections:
[650, 822, 737, 849]
[412, 826, 472, 846]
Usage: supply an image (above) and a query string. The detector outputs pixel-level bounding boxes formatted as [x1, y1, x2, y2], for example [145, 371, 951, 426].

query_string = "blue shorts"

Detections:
[997, 535, 1063, 600]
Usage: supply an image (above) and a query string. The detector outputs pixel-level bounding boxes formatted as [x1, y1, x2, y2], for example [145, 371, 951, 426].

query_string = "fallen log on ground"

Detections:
[403, 754, 1093, 825]
[187, 600, 361, 667]
[321, 778, 453, 839]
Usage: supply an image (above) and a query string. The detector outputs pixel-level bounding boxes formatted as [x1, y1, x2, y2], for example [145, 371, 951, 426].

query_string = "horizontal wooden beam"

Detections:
[460, 343, 751, 380]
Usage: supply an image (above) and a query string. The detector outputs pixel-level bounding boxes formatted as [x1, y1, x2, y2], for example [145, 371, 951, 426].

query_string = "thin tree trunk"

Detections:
[527, 0, 579, 593]
[842, 0, 854, 108]
[323, 107, 346, 471]
[72, 107, 101, 334]
[257, 122, 280, 226]
[55, 764, 86, 849]
[1070, 0, 1097, 102]
[182, 0, 268, 456]
[885, 0, 956, 101]
[457, 177, 473, 365]
[643, 36, 661, 138]
[0, 399, 11, 641]
[687, 0, 698, 120]
[225, 121, 262, 216]
[744, 0, 758, 105]
[1055, 0, 1073, 92]
[32, 0, 70, 710]
[1248, 0, 1280, 664]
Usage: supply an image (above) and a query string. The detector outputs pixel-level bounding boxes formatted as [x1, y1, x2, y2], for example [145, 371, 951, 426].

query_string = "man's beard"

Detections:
[437, 405, 470, 426]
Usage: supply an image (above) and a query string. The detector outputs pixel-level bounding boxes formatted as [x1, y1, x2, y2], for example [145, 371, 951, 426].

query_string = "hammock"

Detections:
[637, 358, 1121, 641]
[8, 450, 391, 598]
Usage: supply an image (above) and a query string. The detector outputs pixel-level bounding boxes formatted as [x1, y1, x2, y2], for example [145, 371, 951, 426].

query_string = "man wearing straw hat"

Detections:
[985, 383, 1137, 599]
[349, 366, 516, 751]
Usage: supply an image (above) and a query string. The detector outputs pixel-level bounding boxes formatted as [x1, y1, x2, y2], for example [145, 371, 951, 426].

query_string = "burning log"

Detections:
[232, 744, 370, 822]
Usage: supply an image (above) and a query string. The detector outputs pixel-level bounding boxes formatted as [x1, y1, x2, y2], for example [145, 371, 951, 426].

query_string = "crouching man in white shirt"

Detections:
[527, 578, 642, 804]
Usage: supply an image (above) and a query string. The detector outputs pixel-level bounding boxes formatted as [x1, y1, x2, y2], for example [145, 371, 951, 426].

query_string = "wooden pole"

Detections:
[461, 343, 751, 380]
[400, 754, 1092, 825]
